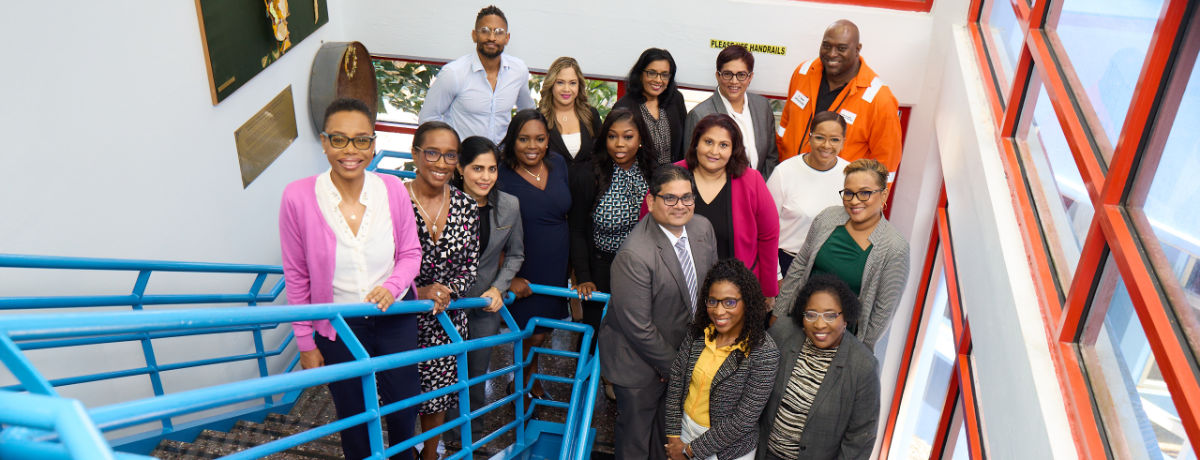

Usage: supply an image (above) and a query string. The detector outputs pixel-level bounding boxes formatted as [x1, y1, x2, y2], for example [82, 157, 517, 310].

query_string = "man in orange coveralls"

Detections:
[776, 19, 903, 176]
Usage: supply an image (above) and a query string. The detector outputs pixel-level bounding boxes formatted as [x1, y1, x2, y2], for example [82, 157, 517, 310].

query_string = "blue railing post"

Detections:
[129, 270, 171, 432]
[247, 273, 274, 406]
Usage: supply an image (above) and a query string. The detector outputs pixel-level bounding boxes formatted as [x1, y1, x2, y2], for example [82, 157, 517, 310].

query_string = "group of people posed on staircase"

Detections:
[278, 5, 910, 460]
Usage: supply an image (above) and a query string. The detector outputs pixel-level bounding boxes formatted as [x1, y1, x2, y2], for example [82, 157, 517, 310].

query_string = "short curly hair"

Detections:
[689, 259, 769, 352]
[790, 273, 862, 333]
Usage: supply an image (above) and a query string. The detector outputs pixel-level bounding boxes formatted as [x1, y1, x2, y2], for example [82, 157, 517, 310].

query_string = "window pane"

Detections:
[375, 131, 414, 172]
[946, 400, 971, 460]
[678, 88, 714, 113]
[1052, 0, 1164, 155]
[1133, 54, 1200, 360]
[1081, 257, 1193, 459]
[982, 0, 1024, 100]
[888, 258, 958, 460]
[1017, 85, 1093, 294]
[374, 59, 442, 125]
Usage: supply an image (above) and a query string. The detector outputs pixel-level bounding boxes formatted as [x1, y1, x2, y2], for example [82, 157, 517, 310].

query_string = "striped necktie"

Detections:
[675, 236, 698, 313]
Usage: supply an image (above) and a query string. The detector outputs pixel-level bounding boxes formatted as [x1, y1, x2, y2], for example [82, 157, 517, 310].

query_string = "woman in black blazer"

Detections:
[541, 56, 603, 165]
[612, 48, 687, 165]
[758, 274, 880, 460]
[665, 259, 779, 460]
[568, 108, 656, 331]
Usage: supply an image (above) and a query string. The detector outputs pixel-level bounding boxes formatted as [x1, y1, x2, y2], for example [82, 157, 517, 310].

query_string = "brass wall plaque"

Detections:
[235, 86, 298, 188]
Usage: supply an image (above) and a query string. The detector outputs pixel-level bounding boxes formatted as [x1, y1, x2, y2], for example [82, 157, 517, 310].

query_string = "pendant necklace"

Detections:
[408, 183, 448, 235]
[520, 164, 544, 182]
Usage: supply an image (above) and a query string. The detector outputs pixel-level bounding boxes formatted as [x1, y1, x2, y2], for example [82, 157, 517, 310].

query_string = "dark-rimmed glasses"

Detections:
[322, 132, 376, 150]
[414, 147, 459, 165]
[718, 71, 751, 82]
[838, 189, 884, 202]
[803, 311, 841, 323]
[656, 193, 696, 207]
[705, 297, 741, 309]
[643, 69, 671, 82]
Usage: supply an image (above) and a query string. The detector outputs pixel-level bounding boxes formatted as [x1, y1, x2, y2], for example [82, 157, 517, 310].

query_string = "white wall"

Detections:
[0, 0, 349, 427]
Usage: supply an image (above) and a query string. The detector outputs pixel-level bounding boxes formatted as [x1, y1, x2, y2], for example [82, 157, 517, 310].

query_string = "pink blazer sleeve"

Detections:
[747, 172, 780, 296]
[279, 182, 318, 351]
[382, 174, 422, 298]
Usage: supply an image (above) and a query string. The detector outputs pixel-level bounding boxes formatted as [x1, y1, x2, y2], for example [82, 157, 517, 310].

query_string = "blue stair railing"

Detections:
[368, 150, 415, 179]
[0, 253, 608, 459]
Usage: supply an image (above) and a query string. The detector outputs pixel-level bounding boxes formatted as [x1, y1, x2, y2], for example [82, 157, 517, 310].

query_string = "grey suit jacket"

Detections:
[683, 92, 779, 179]
[774, 206, 910, 349]
[599, 214, 718, 388]
[464, 190, 524, 298]
[757, 320, 879, 460]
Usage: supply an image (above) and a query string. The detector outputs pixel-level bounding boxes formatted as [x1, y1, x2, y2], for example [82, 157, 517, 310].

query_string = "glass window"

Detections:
[1051, 0, 1165, 157]
[1130, 53, 1200, 359]
[374, 59, 442, 125]
[981, 0, 1024, 100]
[888, 257, 959, 460]
[1017, 84, 1094, 295]
[1081, 257, 1193, 459]
[678, 87, 714, 113]
[375, 131, 414, 172]
[941, 400, 971, 460]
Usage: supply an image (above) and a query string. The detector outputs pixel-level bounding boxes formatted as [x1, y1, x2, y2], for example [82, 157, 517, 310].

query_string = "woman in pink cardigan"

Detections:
[279, 98, 422, 460]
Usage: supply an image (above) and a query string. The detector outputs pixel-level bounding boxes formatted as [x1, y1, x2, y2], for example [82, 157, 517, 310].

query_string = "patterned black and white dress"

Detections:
[412, 186, 479, 414]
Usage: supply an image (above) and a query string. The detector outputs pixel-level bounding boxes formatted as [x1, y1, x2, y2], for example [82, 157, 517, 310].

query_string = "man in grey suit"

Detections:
[683, 45, 779, 179]
[599, 164, 719, 460]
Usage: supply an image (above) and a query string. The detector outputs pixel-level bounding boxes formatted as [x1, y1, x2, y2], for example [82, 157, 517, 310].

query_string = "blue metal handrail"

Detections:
[368, 149, 415, 179]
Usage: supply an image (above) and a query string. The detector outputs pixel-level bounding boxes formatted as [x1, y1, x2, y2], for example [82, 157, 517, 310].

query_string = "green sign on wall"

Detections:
[195, 0, 329, 104]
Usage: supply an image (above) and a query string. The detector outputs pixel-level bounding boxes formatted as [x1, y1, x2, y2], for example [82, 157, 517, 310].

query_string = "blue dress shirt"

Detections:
[417, 53, 536, 144]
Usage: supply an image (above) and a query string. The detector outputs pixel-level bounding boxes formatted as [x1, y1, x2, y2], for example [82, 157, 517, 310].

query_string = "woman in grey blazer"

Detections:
[682, 45, 779, 179]
[774, 159, 910, 349]
[665, 259, 779, 460]
[759, 274, 880, 460]
[451, 136, 525, 440]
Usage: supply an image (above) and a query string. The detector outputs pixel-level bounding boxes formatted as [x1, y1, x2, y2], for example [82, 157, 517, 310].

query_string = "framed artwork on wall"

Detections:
[195, 0, 329, 104]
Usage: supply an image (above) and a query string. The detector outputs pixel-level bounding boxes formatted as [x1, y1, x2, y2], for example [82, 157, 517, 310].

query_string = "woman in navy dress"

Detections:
[497, 109, 571, 402]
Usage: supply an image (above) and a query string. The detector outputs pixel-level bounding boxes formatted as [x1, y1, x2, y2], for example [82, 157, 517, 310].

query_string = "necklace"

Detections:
[407, 183, 448, 235]
[339, 201, 360, 221]
[520, 164, 544, 182]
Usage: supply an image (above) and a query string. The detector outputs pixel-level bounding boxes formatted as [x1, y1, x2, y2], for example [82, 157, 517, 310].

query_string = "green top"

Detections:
[812, 226, 873, 296]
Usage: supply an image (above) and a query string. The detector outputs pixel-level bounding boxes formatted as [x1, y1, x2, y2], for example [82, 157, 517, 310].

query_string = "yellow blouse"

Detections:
[683, 325, 747, 427]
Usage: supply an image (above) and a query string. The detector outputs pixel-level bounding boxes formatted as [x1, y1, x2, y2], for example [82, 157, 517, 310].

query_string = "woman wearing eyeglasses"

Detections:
[279, 98, 422, 460]
[766, 112, 851, 277]
[497, 109, 571, 404]
[406, 121, 479, 459]
[663, 259, 778, 460]
[774, 159, 910, 350]
[683, 45, 779, 179]
[758, 274, 880, 460]
[613, 48, 687, 165]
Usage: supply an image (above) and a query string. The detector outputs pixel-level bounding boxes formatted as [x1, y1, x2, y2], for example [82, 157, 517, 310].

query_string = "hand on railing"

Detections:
[574, 282, 598, 301]
[481, 287, 505, 312]
[364, 286, 395, 311]
[509, 277, 533, 299]
[416, 283, 453, 314]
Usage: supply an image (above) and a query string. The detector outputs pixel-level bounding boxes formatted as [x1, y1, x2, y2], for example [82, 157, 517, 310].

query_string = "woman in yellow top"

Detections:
[664, 259, 780, 460]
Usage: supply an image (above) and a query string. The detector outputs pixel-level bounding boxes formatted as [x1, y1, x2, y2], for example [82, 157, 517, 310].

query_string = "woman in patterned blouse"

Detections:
[568, 108, 656, 332]
[757, 274, 880, 460]
[406, 121, 480, 460]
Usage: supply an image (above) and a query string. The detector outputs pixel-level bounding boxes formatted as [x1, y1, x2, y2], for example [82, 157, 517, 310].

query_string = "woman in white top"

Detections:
[541, 56, 602, 165]
[766, 111, 851, 276]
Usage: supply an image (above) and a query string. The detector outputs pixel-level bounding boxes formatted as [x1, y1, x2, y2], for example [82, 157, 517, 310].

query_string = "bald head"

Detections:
[819, 19, 863, 84]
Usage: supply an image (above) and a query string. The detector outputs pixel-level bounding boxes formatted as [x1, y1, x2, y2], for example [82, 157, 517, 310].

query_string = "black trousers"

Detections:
[580, 250, 616, 332]
[612, 382, 667, 460]
[315, 313, 419, 460]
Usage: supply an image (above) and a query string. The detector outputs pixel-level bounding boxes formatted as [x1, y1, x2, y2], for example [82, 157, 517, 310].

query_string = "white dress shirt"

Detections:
[418, 53, 536, 144]
[718, 91, 758, 170]
[315, 171, 396, 304]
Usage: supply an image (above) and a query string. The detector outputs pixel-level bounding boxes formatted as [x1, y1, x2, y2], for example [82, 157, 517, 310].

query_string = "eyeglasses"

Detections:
[643, 69, 671, 82]
[705, 297, 741, 309]
[718, 71, 751, 82]
[656, 193, 696, 207]
[803, 311, 841, 323]
[809, 134, 843, 144]
[414, 147, 459, 165]
[475, 26, 507, 37]
[322, 132, 376, 150]
[838, 188, 884, 202]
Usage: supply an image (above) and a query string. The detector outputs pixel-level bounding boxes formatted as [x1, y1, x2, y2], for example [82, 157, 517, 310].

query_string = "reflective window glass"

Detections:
[1018, 85, 1093, 294]
[1052, 0, 1165, 157]
[1081, 257, 1193, 458]
[1131, 54, 1200, 359]
[888, 260, 958, 460]
[374, 59, 442, 125]
[982, 0, 1024, 99]
[374, 131, 414, 172]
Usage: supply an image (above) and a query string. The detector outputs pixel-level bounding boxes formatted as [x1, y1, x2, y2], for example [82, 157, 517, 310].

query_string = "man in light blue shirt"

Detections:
[417, 5, 535, 144]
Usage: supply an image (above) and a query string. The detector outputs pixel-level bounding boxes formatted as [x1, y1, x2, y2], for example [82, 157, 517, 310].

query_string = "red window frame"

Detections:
[790, 0, 934, 13]
[967, 0, 1200, 457]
